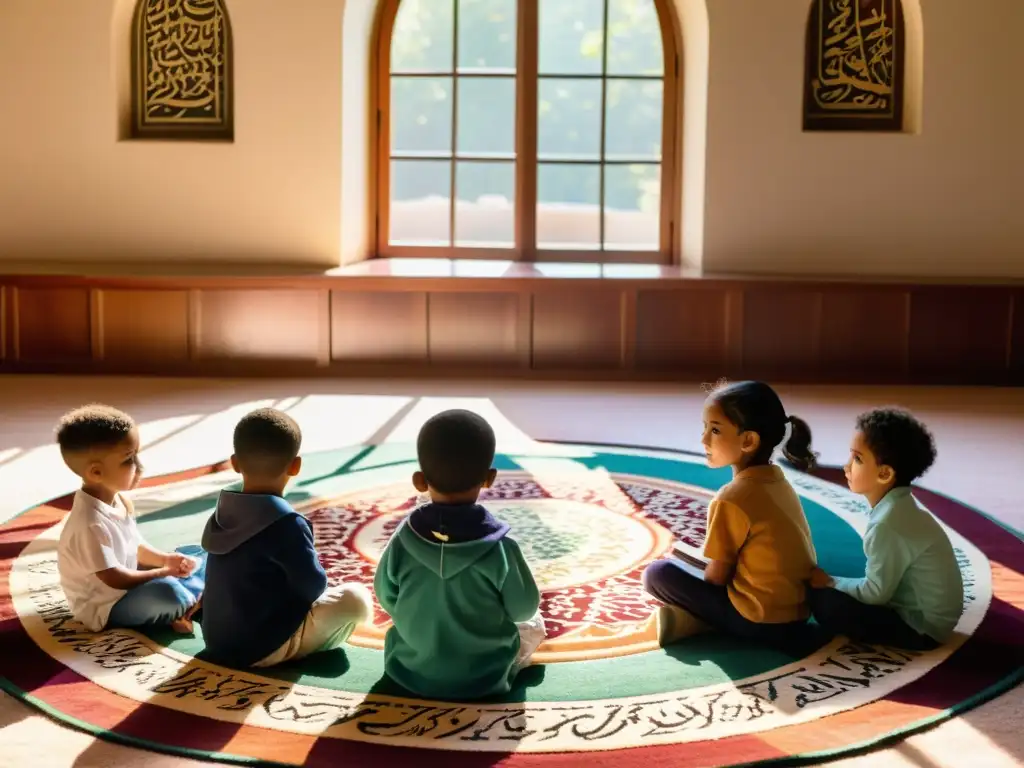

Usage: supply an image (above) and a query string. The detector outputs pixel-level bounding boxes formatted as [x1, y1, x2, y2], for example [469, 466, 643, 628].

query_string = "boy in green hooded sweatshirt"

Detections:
[373, 409, 545, 700]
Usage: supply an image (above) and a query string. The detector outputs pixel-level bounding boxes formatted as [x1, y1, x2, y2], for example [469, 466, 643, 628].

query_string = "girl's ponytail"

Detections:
[781, 415, 817, 472]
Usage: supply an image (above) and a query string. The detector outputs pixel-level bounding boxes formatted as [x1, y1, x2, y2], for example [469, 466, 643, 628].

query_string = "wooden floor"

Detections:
[0, 375, 1021, 767]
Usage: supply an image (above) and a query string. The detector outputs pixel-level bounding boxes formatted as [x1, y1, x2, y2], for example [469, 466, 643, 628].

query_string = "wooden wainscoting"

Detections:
[0, 266, 1019, 385]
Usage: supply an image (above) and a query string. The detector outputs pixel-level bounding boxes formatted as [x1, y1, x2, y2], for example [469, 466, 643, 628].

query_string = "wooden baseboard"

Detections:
[1, 265, 1020, 386]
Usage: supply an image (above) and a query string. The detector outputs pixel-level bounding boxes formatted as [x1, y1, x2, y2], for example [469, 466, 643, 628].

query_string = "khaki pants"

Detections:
[515, 613, 547, 669]
[253, 583, 373, 668]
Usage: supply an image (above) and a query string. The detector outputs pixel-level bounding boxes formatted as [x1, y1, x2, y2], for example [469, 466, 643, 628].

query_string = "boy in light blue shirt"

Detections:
[809, 408, 963, 650]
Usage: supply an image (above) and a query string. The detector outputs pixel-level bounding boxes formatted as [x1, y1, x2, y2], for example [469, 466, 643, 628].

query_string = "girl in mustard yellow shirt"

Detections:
[643, 380, 819, 654]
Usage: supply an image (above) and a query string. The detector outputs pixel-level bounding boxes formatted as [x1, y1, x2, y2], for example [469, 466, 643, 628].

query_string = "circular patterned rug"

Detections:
[1, 442, 1022, 768]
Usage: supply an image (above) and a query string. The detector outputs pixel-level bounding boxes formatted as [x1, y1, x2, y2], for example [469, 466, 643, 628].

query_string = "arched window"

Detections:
[803, 0, 905, 132]
[375, 0, 679, 262]
[132, 0, 233, 140]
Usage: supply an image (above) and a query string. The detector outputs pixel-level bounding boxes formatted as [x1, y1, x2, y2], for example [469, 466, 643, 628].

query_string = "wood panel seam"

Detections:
[90, 289, 105, 361]
[0, 285, 5, 362]
[188, 290, 202, 360]
[424, 293, 432, 365]
[901, 290, 912, 379]
[519, 293, 534, 370]
[1005, 292, 1015, 372]
[318, 289, 331, 367]
[10, 287, 19, 361]
[620, 289, 637, 370]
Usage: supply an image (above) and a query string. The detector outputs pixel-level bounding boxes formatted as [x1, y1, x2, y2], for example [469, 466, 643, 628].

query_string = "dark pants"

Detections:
[808, 587, 939, 651]
[643, 559, 820, 656]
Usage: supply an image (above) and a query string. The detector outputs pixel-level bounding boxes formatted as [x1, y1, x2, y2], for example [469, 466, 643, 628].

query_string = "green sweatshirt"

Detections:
[833, 487, 964, 642]
[374, 517, 540, 700]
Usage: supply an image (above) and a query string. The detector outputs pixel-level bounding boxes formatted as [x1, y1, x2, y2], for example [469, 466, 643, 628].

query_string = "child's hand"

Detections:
[165, 553, 198, 578]
[809, 566, 834, 589]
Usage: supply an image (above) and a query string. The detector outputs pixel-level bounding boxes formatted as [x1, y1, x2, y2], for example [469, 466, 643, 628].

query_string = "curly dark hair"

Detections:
[56, 404, 136, 453]
[855, 407, 936, 486]
[233, 408, 302, 476]
[417, 409, 496, 494]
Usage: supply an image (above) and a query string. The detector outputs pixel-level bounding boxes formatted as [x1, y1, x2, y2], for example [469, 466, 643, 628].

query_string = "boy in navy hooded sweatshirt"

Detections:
[201, 408, 371, 668]
[374, 409, 545, 700]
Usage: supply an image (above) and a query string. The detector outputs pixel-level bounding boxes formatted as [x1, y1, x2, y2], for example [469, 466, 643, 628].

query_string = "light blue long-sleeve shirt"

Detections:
[833, 486, 964, 643]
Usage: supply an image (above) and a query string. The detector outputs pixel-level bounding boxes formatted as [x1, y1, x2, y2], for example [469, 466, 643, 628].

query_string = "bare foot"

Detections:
[656, 605, 710, 645]
[170, 597, 202, 634]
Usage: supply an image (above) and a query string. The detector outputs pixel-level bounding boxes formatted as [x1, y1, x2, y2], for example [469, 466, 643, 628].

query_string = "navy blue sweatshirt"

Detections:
[407, 502, 508, 544]
[199, 492, 327, 668]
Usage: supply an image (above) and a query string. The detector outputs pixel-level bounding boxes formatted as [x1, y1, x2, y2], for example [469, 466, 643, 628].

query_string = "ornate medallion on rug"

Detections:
[1, 443, 1021, 767]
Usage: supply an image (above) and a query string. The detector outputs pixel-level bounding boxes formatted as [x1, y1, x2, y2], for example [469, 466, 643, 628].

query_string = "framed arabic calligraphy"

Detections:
[131, 0, 233, 140]
[803, 0, 904, 132]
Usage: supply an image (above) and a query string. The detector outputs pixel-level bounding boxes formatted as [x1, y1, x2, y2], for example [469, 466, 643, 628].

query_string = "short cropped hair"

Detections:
[233, 408, 302, 476]
[56, 405, 135, 453]
[856, 407, 937, 487]
[416, 409, 496, 494]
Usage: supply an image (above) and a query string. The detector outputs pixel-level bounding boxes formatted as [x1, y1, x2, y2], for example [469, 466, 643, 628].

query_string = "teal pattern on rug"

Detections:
[137, 443, 866, 703]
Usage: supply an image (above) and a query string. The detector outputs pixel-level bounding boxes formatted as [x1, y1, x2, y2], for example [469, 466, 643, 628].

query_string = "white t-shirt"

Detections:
[57, 490, 143, 631]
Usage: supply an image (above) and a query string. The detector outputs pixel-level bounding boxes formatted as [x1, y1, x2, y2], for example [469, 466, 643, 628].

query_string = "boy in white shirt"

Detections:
[56, 405, 204, 633]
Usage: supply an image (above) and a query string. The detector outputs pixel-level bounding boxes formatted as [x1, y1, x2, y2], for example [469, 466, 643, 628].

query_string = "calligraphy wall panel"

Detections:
[804, 0, 905, 131]
[132, 0, 233, 140]
[100, 290, 190, 364]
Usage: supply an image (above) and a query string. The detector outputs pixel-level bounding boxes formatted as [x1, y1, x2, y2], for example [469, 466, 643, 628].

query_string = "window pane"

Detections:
[607, 0, 664, 76]
[457, 78, 515, 155]
[391, 77, 453, 155]
[538, 79, 602, 160]
[605, 79, 662, 160]
[390, 159, 452, 245]
[537, 163, 600, 248]
[391, 0, 454, 72]
[539, 0, 604, 75]
[604, 163, 660, 250]
[458, 0, 516, 70]
[455, 161, 515, 246]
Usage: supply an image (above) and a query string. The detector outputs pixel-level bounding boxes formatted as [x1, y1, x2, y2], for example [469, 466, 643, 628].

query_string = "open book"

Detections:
[671, 539, 709, 571]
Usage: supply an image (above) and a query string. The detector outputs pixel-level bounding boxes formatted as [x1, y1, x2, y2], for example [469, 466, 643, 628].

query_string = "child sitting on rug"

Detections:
[374, 409, 545, 700]
[808, 408, 963, 650]
[642, 381, 818, 653]
[200, 408, 371, 668]
[55, 405, 204, 634]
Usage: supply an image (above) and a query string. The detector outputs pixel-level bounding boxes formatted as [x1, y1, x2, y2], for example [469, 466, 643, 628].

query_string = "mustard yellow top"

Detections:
[703, 465, 816, 624]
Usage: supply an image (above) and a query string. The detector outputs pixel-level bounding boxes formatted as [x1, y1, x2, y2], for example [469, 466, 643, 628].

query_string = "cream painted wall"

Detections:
[702, 0, 1024, 277]
[0, 0, 1021, 276]
[0, 0, 345, 266]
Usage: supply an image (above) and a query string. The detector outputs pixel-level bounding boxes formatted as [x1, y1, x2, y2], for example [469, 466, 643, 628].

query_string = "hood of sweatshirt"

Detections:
[202, 491, 297, 555]
[399, 503, 510, 578]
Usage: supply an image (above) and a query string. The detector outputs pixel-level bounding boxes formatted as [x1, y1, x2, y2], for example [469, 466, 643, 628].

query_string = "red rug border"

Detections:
[1, 448, 1021, 768]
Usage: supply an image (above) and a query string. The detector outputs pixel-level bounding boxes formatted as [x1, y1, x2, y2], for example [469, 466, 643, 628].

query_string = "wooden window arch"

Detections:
[374, 0, 680, 263]
[131, 0, 234, 140]
[803, 0, 905, 132]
